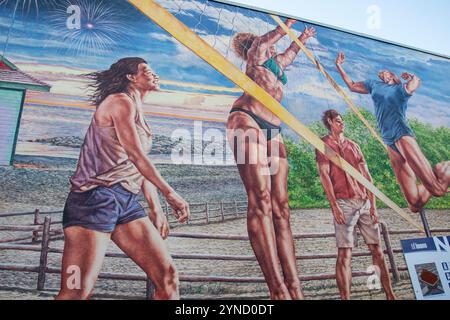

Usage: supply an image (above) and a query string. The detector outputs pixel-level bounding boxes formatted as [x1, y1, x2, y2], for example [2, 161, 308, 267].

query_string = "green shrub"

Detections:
[286, 109, 450, 209]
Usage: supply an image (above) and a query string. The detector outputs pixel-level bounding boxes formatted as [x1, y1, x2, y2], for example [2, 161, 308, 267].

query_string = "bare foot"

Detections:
[387, 294, 398, 300]
[270, 285, 292, 300]
[408, 204, 422, 213]
[286, 283, 305, 300]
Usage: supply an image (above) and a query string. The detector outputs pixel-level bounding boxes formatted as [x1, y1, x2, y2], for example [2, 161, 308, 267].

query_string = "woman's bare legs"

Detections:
[56, 217, 179, 300]
[227, 112, 290, 300]
[56, 227, 111, 300]
[392, 136, 449, 211]
[396, 136, 449, 197]
[267, 135, 304, 299]
[111, 217, 179, 300]
[388, 146, 432, 212]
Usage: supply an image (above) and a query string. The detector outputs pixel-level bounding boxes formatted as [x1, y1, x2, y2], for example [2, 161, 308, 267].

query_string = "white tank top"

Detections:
[70, 103, 153, 194]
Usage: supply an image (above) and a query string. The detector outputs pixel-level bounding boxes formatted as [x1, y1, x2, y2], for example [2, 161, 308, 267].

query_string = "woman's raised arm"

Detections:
[276, 26, 316, 70]
[335, 52, 369, 94]
[402, 72, 421, 95]
[253, 18, 296, 58]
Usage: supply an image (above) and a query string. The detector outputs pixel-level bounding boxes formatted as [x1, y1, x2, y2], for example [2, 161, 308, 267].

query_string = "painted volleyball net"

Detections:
[147, 0, 385, 147]
[128, 0, 424, 231]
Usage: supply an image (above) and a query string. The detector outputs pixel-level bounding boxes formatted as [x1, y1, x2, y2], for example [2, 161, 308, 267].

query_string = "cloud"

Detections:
[16, 60, 93, 75]
[147, 32, 177, 43]
[158, 0, 274, 35]
[2, 0, 448, 130]
[408, 93, 450, 127]
[0, 15, 60, 38]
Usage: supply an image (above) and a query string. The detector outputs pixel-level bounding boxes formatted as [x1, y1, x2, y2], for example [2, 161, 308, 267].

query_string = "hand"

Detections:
[285, 18, 297, 28]
[149, 210, 169, 239]
[336, 52, 345, 66]
[370, 206, 379, 224]
[165, 191, 190, 223]
[332, 204, 346, 225]
[299, 26, 316, 43]
[401, 72, 414, 80]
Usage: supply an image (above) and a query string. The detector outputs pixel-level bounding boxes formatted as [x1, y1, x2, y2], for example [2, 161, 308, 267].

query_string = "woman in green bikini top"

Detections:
[261, 57, 288, 85]
[230, 24, 316, 129]
[225, 19, 316, 301]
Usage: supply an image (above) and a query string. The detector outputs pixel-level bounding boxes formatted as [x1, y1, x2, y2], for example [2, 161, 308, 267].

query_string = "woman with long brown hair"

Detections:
[56, 57, 189, 300]
[227, 20, 316, 300]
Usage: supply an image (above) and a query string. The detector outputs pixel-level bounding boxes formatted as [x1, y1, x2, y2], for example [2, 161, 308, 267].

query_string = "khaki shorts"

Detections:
[334, 199, 381, 248]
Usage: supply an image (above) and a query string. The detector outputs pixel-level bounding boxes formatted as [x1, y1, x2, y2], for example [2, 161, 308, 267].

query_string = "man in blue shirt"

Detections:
[335, 52, 449, 213]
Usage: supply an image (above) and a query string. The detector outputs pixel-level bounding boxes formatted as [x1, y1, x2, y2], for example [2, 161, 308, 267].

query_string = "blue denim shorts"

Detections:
[63, 183, 147, 233]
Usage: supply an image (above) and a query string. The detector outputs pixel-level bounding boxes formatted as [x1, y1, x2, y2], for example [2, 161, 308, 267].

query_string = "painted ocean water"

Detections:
[15, 102, 234, 164]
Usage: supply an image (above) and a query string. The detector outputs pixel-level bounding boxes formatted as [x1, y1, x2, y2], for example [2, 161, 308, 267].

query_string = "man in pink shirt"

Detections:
[316, 109, 396, 300]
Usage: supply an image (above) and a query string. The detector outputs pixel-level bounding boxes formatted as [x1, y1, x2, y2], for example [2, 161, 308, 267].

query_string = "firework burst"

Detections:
[49, 0, 133, 56]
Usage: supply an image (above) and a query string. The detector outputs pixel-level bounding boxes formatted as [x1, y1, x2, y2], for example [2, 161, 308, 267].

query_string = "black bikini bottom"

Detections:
[230, 108, 281, 141]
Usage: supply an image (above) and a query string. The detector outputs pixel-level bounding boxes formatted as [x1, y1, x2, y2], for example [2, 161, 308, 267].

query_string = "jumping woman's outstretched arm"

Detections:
[335, 52, 369, 94]
[252, 19, 297, 62]
[402, 72, 421, 95]
[276, 26, 317, 70]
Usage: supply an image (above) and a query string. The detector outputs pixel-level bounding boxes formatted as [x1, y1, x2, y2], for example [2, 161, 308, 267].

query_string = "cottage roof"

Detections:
[0, 56, 50, 92]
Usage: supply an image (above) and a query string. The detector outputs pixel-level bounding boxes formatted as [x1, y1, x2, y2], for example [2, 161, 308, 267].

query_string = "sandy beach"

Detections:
[1, 155, 449, 300]
[1, 207, 449, 300]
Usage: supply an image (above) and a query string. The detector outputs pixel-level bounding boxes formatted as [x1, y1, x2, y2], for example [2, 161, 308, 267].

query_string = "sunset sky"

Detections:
[1, 0, 448, 130]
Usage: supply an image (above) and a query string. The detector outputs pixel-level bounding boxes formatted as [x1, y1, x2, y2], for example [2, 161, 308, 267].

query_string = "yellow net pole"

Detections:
[128, 0, 424, 232]
[271, 15, 388, 151]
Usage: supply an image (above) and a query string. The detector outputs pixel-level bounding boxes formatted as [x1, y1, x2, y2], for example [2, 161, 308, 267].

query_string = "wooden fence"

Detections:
[1, 209, 449, 299]
[0, 200, 249, 240]
[162, 200, 248, 225]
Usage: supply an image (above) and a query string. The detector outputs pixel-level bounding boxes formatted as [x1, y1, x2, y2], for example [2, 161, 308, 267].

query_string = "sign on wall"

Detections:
[401, 236, 450, 300]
